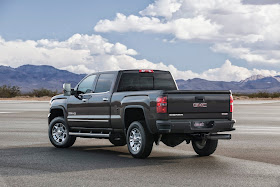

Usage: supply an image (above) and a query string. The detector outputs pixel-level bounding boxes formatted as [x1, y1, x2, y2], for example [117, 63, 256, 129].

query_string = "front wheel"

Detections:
[48, 117, 76, 148]
[192, 138, 218, 156]
[126, 121, 153, 159]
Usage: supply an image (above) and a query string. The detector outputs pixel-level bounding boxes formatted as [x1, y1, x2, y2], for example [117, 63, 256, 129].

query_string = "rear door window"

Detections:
[95, 74, 115, 93]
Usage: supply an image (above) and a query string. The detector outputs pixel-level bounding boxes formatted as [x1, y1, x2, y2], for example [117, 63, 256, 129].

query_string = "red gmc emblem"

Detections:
[193, 103, 207, 108]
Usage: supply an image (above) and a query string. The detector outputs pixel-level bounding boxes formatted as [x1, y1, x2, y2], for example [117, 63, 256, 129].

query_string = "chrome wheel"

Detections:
[52, 123, 67, 144]
[194, 139, 207, 149]
[129, 128, 142, 153]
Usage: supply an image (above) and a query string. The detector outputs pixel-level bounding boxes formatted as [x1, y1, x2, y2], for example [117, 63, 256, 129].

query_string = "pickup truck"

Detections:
[48, 69, 235, 158]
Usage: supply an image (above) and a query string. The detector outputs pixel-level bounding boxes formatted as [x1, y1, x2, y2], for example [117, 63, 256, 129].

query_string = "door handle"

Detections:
[82, 99, 88, 102]
[103, 98, 109, 101]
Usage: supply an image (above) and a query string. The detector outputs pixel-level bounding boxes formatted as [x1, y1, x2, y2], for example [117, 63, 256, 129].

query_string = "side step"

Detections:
[69, 132, 110, 138]
[206, 134, 231, 140]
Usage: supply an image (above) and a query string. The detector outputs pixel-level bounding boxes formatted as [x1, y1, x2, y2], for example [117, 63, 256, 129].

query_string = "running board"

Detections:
[69, 132, 110, 138]
[206, 134, 231, 140]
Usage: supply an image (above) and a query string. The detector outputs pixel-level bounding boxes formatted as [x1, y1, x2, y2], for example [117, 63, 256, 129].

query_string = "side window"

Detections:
[117, 73, 153, 92]
[77, 75, 96, 94]
[95, 74, 115, 93]
[117, 74, 139, 91]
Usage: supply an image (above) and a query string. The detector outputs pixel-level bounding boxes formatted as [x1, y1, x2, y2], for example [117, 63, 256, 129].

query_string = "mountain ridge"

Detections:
[0, 64, 86, 92]
[0, 65, 280, 93]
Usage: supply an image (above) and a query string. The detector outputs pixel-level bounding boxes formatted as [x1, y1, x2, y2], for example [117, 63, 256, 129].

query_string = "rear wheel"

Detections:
[48, 117, 76, 148]
[192, 138, 218, 156]
[126, 121, 153, 159]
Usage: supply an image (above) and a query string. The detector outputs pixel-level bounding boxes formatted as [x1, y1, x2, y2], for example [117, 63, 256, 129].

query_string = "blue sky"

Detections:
[0, 0, 280, 81]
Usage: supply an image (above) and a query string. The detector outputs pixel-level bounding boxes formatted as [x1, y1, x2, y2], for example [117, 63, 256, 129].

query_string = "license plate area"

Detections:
[192, 121, 214, 129]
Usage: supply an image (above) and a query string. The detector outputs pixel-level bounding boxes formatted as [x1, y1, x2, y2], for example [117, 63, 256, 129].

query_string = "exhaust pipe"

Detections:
[206, 134, 231, 140]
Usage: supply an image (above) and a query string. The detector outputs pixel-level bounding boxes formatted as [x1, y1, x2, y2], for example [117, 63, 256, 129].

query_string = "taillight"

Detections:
[157, 96, 167, 113]
[230, 95, 233, 112]
[139, 69, 154, 73]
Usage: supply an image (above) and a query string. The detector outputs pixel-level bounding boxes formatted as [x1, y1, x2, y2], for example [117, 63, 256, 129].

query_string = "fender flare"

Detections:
[48, 106, 67, 125]
[122, 105, 152, 134]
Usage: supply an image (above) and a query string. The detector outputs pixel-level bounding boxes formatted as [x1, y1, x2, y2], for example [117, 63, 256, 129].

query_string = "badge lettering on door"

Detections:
[193, 103, 207, 108]
[68, 112, 76, 115]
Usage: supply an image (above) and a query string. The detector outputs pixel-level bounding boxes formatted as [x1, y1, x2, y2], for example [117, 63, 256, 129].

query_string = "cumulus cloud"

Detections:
[94, 0, 280, 64]
[139, 0, 182, 18]
[94, 13, 221, 40]
[211, 43, 280, 64]
[0, 34, 279, 82]
[196, 60, 280, 81]
[94, 13, 171, 33]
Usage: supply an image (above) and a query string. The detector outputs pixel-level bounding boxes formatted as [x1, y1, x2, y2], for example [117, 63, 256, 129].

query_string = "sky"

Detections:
[0, 0, 280, 81]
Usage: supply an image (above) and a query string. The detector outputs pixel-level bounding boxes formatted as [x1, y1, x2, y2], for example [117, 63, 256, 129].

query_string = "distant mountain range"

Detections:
[176, 76, 280, 93]
[1, 64, 280, 93]
[0, 65, 85, 92]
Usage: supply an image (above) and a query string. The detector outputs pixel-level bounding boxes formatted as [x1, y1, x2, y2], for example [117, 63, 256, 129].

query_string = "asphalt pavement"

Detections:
[0, 100, 280, 187]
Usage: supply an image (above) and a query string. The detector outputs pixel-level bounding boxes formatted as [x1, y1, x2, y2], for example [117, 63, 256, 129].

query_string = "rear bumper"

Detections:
[156, 119, 236, 134]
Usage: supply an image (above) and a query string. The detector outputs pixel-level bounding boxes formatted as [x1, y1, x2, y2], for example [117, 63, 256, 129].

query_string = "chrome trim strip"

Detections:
[169, 114, 183, 117]
[67, 115, 120, 120]
[111, 115, 121, 119]
[67, 115, 110, 119]
[68, 119, 109, 122]
[88, 91, 109, 95]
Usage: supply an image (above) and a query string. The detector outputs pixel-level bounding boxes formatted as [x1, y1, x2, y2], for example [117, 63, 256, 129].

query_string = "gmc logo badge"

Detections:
[193, 103, 207, 108]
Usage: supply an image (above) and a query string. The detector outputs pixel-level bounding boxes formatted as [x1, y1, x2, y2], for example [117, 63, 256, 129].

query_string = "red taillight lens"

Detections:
[157, 96, 167, 113]
[230, 95, 233, 112]
[139, 69, 154, 73]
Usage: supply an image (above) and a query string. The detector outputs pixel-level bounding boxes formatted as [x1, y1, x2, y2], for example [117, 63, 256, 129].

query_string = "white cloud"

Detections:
[211, 43, 280, 64]
[140, 0, 183, 19]
[94, 13, 171, 33]
[94, 13, 221, 40]
[94, 0, 280, 65]
[197, 60, 280, 81]
[0, 34, 279, 82]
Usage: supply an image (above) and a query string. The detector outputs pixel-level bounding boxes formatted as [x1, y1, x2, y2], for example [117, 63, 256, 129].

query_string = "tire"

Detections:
[192, 138, 218, 156]
[126, 121, 153, 159]
[48, 117, 76, 148]
[109, 133, 127, 146]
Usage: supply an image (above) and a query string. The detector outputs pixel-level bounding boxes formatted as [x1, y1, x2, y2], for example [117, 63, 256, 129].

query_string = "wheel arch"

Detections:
[123, 105, 152, 134]
[48, 106, 67, 125]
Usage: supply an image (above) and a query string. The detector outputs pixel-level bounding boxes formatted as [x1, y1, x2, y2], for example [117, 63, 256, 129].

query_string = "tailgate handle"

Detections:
[195, 96, 205, 102]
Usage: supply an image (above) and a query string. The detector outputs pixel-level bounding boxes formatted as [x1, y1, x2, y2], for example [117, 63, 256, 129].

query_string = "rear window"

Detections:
[117, 72, 177, 92]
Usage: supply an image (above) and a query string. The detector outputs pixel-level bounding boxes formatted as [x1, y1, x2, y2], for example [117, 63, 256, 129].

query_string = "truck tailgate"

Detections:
[164, 90, 231, 119]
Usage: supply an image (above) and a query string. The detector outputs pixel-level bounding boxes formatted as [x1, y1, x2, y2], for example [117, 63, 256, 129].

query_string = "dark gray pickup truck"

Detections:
[48, 69, 235, 158]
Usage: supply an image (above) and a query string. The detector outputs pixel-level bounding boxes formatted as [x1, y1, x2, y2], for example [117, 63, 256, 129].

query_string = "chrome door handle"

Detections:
[103, 98, 109, 101]
[82, 99, 88, 102]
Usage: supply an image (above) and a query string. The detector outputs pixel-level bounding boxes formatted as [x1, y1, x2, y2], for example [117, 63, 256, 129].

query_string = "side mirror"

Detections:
[71, 88, 75, 95]
[63, 83, 71, 96]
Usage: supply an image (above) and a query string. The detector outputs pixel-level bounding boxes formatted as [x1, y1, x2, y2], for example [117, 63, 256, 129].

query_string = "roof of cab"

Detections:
[88, 69, 170, 74]
[121, 69, 170, 72]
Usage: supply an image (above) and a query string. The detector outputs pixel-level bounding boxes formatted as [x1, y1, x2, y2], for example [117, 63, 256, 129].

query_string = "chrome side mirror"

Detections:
[63, 83, 71, 96]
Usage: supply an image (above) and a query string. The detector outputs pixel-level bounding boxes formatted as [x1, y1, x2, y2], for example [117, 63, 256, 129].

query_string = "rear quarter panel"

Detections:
[110, 90, 162, 132]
